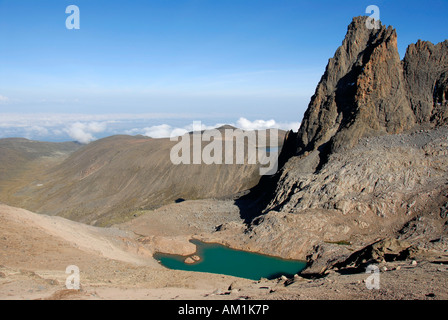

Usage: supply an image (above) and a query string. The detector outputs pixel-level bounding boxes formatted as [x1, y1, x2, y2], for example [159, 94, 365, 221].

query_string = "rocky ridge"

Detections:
[215, 16, 448, 276]
[286, 16, 447, 161]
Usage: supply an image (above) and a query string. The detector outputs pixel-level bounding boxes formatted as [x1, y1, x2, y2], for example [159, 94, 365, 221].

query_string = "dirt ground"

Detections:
[1, 202, 448, 300]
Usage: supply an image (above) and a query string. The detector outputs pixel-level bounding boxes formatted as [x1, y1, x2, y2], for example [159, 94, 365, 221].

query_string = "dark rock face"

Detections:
[235, 17, 448, 272]
[432, 71, 448, 125]
[245, 16, 447, 221]
[288, 16, 447, 160]
[403, 40, 448, 124]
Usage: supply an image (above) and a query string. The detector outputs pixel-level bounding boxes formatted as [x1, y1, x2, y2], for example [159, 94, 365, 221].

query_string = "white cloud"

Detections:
[142, 124, 173, 138]
[237, 118, 277, 130]
[27, 126, 49, 136]
[86, 121, 107, 133]
[0, 113, 301, 142]
[139, 125, 191, 138]
[132, 122, 223, 139]
[236, 117, 300, 131]
[170, 128, 189, 137]
[64, 122, 107, 144]
[123, 128, 141, 135]
[134, 122, 221, 139]
[0, 95, 9, 103]
[128, 118, 300, 139]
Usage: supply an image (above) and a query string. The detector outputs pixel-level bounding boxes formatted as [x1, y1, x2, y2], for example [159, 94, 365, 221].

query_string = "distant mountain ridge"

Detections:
[0, 128, 285, 226]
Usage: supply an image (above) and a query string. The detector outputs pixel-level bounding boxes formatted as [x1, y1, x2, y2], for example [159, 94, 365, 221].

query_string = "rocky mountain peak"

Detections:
[284, 16, 447, 168]
[258, 15, 448, 216]
[291, 16, 418, 161]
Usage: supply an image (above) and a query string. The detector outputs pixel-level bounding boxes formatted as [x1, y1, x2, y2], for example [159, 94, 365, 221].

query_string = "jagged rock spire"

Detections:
[290, 16, 447, 159]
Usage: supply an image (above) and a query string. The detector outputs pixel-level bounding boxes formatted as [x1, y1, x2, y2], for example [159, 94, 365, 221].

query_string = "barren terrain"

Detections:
[1, 16, 447, 301]
[1, 195, 448, 300]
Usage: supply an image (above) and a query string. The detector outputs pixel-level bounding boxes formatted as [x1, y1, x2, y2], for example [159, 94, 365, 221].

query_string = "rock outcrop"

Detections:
[264, 16, 448, 214]
[403, 40, 448, 124]
[225, 16, 448, 275]
[220, 127, 448, 262]
[259, 17, 448, 214]
[432, 71, 448, 125]
[287, 16, 447, 162]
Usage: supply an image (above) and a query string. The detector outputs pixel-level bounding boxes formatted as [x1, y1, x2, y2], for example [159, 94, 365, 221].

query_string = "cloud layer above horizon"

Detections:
[0, 113, 300, 144]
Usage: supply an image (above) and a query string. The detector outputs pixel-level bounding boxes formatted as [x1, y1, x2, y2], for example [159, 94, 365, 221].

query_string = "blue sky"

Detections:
[0, 0, 447, 142]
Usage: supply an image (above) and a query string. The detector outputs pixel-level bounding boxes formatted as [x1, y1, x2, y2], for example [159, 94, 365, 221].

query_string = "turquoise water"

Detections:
[153, 240, 306, 280]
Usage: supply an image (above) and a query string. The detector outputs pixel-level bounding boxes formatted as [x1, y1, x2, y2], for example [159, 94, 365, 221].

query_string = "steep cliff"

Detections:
[223, 16, 448, 273]
[403, 40, 448, 124]
[239, 17, 448, 220]
[265, 16, 448, 213]
[287, 16, 447, 163]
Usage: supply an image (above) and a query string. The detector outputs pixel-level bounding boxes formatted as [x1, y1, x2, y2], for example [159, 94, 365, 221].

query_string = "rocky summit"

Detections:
[216, 16, 448, 277]
[285, 16, 448, 160]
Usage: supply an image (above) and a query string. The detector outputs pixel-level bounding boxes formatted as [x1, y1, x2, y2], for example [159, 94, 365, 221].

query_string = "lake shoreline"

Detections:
[154, 239, 306, 281]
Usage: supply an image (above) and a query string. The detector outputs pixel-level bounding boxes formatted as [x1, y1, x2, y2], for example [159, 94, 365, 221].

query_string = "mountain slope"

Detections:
[0, 138, 80, 181]
[3, 129, 285, 226]
[216, 16, 448, 275]
[0, 138, 81, 205]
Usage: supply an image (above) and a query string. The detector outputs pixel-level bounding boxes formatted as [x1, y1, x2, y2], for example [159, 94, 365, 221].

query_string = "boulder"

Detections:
[184, 257, 195, 264]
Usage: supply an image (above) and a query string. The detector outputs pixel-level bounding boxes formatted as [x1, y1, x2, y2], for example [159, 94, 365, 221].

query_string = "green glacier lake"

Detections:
[153, 239, 306, 280]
